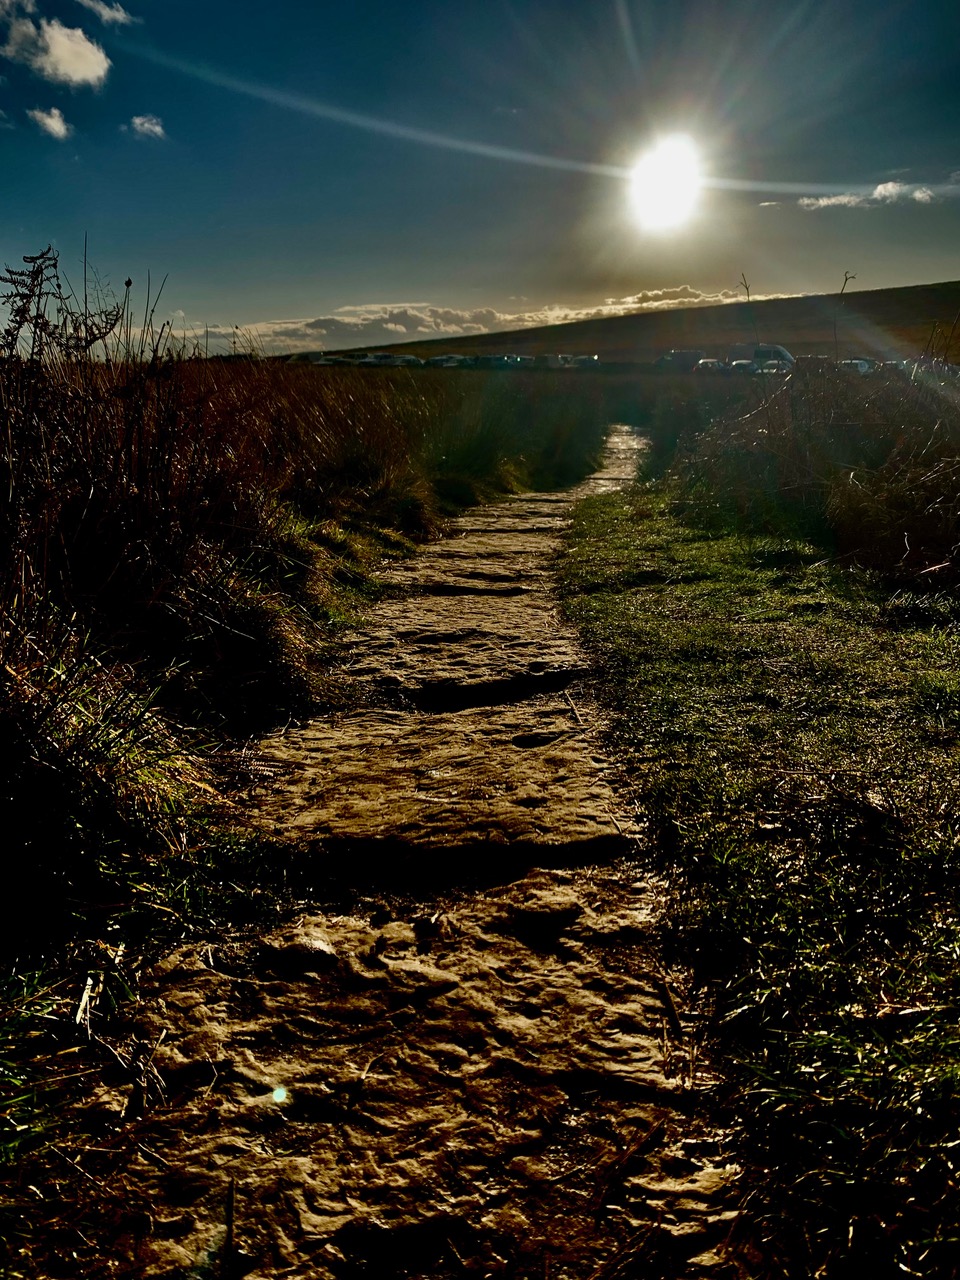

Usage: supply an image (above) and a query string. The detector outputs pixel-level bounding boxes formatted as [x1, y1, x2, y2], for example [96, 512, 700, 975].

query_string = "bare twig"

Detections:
[563, 690, 584, 724]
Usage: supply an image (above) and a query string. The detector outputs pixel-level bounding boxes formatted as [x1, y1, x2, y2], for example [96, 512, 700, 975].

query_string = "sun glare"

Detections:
[629, 135, 702, 232]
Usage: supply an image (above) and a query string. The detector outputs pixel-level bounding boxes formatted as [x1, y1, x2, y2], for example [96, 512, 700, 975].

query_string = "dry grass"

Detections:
[672, 362, 960, 581]
[0, 247, 612, 965]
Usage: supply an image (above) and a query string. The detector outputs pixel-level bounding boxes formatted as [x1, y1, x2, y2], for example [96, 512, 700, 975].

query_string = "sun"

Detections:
[629, 135, 702, 232]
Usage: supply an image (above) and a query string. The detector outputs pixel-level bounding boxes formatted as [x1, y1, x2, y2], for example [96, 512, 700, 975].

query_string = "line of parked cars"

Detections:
[311, 351, 601, 370]
[656, 344, 798, 376]
[657, 346, 960, 379]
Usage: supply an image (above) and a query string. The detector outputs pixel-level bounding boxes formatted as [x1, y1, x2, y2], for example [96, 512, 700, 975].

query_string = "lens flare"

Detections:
[629, 135, 702, 231]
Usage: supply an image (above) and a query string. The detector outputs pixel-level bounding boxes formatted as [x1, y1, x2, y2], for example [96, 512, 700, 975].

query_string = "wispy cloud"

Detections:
[129, 112, 164, 138]
[2, 13, 110, 86]
[27, 104, 71, 137]
[799, 181, 937, 210]
[798, 192, 867, 209]
[75, 0, 136, 25]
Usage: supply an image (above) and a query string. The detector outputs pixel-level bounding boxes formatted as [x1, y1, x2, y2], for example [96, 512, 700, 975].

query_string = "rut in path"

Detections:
[94, 427, 740, 1279]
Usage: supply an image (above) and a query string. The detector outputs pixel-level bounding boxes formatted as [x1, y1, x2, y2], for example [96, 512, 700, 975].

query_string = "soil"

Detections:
[74, 429, 741, 1279]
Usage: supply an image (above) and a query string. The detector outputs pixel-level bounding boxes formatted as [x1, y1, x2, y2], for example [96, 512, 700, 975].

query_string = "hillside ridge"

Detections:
[321, 278, 960, 363]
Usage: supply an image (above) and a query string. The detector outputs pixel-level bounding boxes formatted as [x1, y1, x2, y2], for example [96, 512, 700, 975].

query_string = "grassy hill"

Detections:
[327, 279, 960, 364]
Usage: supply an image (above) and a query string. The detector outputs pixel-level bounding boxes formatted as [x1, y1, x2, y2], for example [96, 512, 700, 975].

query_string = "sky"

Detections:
[2, 0, 960, 352]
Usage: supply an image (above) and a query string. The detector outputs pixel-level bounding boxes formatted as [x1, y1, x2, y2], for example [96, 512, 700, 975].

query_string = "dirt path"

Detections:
[254, 427, 642, 856]
[93, 428, 739, 1278]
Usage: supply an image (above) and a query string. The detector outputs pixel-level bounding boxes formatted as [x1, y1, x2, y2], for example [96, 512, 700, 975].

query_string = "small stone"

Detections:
[260, 923, 339, 976]
[154, 1214, 194, 1239]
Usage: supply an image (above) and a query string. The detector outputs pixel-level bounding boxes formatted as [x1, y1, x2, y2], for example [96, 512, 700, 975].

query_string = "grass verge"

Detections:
[558, 480, 960, 1278]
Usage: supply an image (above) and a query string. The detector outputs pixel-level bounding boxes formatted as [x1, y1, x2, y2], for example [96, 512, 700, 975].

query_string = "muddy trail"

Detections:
[81, 428, 740, 1279]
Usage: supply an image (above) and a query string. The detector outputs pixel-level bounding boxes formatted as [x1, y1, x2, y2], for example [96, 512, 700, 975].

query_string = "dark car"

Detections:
[654, 349, 706, 373]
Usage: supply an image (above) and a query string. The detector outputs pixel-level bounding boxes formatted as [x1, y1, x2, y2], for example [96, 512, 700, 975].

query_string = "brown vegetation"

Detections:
[0, 247, 616, 960]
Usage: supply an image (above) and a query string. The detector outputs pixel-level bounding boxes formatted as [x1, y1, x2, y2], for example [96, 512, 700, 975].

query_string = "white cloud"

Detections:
[0, 106, 13, 128]
[129, 112, 164, 138]
[873, 181, 918, 203]
[800, 181, 938, 211]
[603, 284, 742, 311]
[179, 286, 804, 355]
[2, 15, 110, 86]
[27, 104, 71, 138]
[75, 0, 136, 25]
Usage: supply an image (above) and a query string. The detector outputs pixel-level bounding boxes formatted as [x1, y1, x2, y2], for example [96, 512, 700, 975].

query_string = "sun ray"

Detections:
[121, 41, 625, 179]
[121, 41, 953, 209]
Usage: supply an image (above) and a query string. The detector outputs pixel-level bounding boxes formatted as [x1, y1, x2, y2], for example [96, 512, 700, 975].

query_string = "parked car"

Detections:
[728, 343, 796, 368]
[655, 349, 706, 373]
[729, 359, 760, 374]
[838, 359, 874, 375]
[352, 352, 422, 367]
[759, 359, 793, 374]
[693, 358, 728, 374]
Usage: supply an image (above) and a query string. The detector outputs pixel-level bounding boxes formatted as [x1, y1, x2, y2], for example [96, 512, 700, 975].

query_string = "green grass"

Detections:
[559, 483, 960, 1278]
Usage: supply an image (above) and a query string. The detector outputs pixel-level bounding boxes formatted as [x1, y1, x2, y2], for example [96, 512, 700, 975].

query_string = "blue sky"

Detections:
[3, 0, 960, 351]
